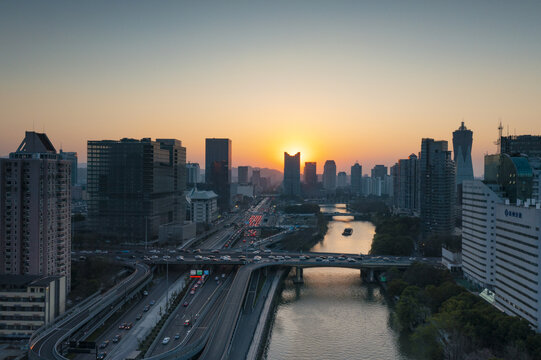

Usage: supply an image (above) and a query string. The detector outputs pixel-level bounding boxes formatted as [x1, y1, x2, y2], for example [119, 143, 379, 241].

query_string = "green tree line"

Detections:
[387, 263, 541, 359]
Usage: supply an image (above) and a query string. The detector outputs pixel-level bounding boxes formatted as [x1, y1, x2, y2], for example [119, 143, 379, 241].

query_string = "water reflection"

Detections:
[263, 205, 414, 360]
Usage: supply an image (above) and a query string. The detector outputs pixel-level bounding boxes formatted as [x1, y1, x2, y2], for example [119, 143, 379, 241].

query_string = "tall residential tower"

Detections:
[0, 132, 71, 290]
[419, 138, 456, 236]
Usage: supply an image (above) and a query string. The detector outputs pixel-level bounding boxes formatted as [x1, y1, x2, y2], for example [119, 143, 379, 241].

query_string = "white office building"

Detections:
[494, 202, 541, 331]
[461, 180, 503, 288]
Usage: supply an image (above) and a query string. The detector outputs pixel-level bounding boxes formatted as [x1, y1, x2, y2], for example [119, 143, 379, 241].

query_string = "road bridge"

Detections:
[145, 251, 440, 360]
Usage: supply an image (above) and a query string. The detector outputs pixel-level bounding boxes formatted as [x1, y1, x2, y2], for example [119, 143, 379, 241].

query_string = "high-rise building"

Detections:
[337, 171, 347, 188]
[0, 132, 71, 290]
[461, 180, 502, 288]
[351, 163, 362, 194]
[419, 138, 456, 236]
[453, 122, 474, 186]
[205, 138, 232, 211]
[493, 202, 541, 331]
[371, 165, 388, 179]
[304, 162, 317, 185]
[323, 160, 337, 190]
[59, 150, 78, 186]
[501, 134, 541, 157]
[393, 154, 420, 213]
[238, 166, 249, 184]
[462, 179, 541, 331]
[186, 163, 200, 184]
[87, 137, 186, 242]
[283, 152, 301, 196]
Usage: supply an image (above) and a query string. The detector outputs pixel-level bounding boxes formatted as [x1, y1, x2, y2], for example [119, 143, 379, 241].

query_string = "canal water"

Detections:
[262, 204, 414, 360]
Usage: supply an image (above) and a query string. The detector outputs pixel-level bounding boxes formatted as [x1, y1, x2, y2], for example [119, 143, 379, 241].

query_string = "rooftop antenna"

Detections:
[495, 121, 503, 153]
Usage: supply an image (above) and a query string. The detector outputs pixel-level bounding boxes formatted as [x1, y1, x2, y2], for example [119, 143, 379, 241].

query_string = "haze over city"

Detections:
[1, 0, 540, 174]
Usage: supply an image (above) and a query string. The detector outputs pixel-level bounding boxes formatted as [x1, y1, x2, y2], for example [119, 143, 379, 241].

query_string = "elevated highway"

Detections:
[29, 262, 152, 360]
[145, 251, 440, 360]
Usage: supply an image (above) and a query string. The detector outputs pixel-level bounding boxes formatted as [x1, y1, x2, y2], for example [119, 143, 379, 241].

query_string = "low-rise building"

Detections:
[0, 275, 66, 339]
[187, 189, 218, 224]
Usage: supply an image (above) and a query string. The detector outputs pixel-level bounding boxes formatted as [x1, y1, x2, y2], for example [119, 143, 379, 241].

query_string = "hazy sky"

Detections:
[1, 0, 540, 175]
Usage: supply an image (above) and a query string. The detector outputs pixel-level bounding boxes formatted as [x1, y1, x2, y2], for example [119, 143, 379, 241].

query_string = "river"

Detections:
[262, 204, 415, 360]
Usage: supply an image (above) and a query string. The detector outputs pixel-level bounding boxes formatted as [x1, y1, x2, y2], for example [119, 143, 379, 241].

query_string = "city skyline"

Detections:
[1, 1, 541, 174]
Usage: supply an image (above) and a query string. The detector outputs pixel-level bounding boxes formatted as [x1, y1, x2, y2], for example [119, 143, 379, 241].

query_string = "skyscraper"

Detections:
[453, 122, 474, 186]
[419, 138, 456, 236]
[337, 171, 347, 187]
[238, 166, 249, 184]
[500, 134, 541, 157]
[186, 162, 200, 185]
[205, 138, 232, 211]
[371, 165, 388, 179]
[351, 163, 362, 194]
[87, 137, 186, 242]
[59, 150, 78, 186]
[304, 162, 317, 185]
[393, 154, 419, 213]
[251, 168, 261, 186]
[323, 160, 337, 190]
[0, 132, 71, 290]
[283, 152, 301, 196]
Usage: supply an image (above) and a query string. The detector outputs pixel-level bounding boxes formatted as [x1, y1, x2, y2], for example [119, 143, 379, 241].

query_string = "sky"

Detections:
[1, 0, 540, 175]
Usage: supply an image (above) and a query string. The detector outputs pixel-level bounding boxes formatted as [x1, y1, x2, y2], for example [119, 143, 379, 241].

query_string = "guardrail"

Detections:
[145, 275, 233, 360]
[28, 290, 101, 352]
[50, 265, 152, 360]
[76, 273, 153, 343]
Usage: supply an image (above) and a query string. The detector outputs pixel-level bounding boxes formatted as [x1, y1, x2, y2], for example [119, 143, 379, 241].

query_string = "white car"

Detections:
[162, 337, 170, 345]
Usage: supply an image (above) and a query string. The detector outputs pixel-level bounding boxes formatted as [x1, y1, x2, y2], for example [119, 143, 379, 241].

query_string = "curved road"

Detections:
[30, 262, 150, 360]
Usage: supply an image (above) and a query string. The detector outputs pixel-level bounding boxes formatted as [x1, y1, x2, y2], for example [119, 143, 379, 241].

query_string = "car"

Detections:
[97, 352, 107, 360]
[118, 323, 126, 329]
[112, 334, 121, 343]
[162, 337, 170, 345]
[99, 340, 109, 349]
[135, 313, 142, 321]
[211, 249, 219, 253]
[125, 322, 133, 330]
[163, 255, 171, 260]
[143, 305, 150, 312]
[409, 257, 415, 261]
[190, 290, 195, 295]
[176, 255, 184, 261]
[143, 290, 149, 296]
[174, 333, 180, 340]
[149, 300, 156, 306]
[184, 319, 191, 326]
[183, 301, 189, 307]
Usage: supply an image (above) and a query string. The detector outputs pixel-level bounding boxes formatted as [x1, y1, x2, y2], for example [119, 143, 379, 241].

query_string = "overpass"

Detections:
[145, 251, 440, 360]
[29, 262, 152, 360]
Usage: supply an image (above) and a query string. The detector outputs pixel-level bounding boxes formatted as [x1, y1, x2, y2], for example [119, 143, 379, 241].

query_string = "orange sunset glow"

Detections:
[1, 1, 540, 176]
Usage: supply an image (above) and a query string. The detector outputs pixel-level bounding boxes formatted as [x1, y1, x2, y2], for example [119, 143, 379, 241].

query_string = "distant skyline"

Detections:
[1, 1, 540, 175]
